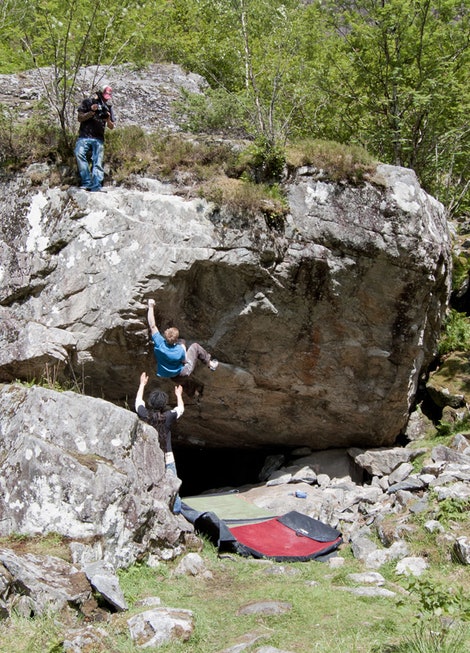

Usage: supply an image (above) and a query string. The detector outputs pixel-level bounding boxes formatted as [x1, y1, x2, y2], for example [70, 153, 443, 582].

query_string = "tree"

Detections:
[5, 0, 147, 148]
[320, 0, 470, 214]
[144, 0, 333, 179]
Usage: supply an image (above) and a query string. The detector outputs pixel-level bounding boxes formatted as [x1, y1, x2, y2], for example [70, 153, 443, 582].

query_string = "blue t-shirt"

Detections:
[152, 332, 185, 377]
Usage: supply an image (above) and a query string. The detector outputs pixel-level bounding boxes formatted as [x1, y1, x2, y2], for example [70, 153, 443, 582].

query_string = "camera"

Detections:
[95, 102, 109, 119]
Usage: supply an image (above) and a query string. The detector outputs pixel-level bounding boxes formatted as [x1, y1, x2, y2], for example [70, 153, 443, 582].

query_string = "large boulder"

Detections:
[0, 161, 451, 450]
[0, 383, 189, 567]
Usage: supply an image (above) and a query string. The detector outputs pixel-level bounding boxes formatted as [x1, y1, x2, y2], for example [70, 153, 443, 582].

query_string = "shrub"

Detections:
[200, 175, 287, 223]
[286, 138, 376, 183]
[404, 576, 470, 621]
[451, 252, 470, 293]
[0, 103, 67, 171]
[174, 88, 245, 135]
[433, 497, 470, 526]
[438, 309, 470, 355]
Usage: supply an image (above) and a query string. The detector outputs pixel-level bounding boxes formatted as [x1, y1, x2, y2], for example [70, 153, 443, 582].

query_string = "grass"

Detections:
[0, 108, 379, 223]
[113, 549, 420, 653]
[0, 532, 469, 653]
[0, 532, 71, 560]
[286, 138, 377, 183]
[1, 424, 470, 652]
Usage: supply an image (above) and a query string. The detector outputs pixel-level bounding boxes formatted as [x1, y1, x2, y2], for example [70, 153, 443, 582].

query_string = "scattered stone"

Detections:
[432, 445, 470, 466]
[404, 407, 435, 441]
[217, 630, 270, 653]
[453, 537, 470, 564]
[262, 565, 300, 576]
[388, 462, 413, 485]
[291, 466, 317, 484]
[266, 471, 293, 486]
[137, 597, 162, 608]
[347, 572, 385, 585]
[327, 556, 345, 568]
[387, 477, 425, 494]
[395, 556, 429, 577]
[424, 520, 444, 534]
[255, 647, 295, 653]
[350, 535, 378, 562]
[0, 548, 91, 617]
[451, 433, 470, 453]
[434, 482, 470, 501]
[342, 586, 396, 598]
[83, 560, 128, 612]
[409, 497, 429, 514]
[173, 552, 213, 579]
[62, 626, 110, 652]
[237, 600, 292, 616]
[349, 447, 412, 476]
[127, 607, 194, 648]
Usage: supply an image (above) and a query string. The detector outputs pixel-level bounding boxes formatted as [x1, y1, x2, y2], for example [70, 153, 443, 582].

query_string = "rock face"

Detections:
[0, 63, 207, 133]
[0, 383, 189, 567]
[0, 162, 451, 450]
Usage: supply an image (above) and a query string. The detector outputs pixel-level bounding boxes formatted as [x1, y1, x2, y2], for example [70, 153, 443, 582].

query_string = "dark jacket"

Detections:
[77, 93, 115, 141]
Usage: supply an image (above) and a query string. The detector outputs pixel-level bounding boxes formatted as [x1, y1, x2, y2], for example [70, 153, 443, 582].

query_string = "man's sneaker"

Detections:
[209, 359, 219, 371]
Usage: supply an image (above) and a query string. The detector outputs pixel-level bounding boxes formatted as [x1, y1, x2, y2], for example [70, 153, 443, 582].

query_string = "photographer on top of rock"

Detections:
[74, 84, 115, 192]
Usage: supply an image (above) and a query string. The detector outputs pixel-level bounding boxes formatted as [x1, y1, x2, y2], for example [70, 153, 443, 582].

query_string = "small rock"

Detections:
[395, 556, 429, 577]
[237, 600, 292, 616]
[453, 536, 470, 564]
[128, 607, 194, 648]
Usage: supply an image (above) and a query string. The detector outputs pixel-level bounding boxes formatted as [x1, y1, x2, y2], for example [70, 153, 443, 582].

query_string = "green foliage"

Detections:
[321, 0, 469, 182]
[0, 102, 70, 171]
[200, 175, 288, 224]
[435, 415, 470, 438]
[15, 361, 85, 394]
[174, 88, 246, 135]
[1, 0, 468, 216]
[0, 532, 70, 559]
[106, 128, 240, 188]
[433, 497, 470, 526]
[238, 136, 287, 184]
[451, 253, 470, 293]
[404, 576, 470, 621]
[438, 310, 470, 356]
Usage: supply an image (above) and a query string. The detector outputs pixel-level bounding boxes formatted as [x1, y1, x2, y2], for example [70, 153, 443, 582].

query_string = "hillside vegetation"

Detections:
[0, 0, 469, 218]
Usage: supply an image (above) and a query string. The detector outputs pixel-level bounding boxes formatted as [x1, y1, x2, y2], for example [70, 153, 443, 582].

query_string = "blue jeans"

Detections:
[165, 459, 182, 514]
[74, 138, 105, 190]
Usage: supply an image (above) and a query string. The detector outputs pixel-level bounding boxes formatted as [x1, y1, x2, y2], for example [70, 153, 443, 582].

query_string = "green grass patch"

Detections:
[1, 520, 469, 652]
[286, 138, 377, 183]
[199, 175, 288, 223]
[115, 545, 421, 653]
[0, 532, 71, 560]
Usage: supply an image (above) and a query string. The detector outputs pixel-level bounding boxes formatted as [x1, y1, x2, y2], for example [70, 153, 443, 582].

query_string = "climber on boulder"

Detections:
[147, 298, 218, 382]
